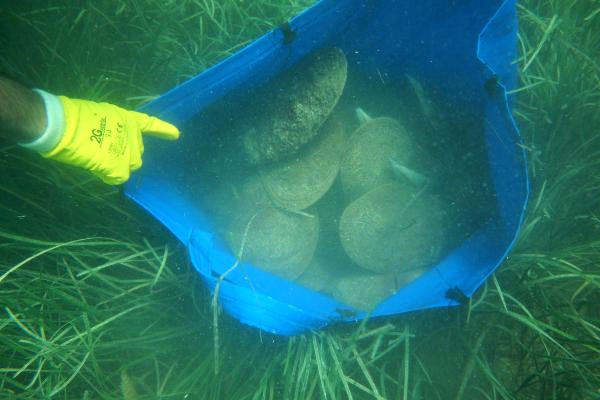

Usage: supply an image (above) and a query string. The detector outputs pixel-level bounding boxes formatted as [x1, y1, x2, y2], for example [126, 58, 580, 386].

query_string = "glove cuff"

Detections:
[19, 89, 65, 152]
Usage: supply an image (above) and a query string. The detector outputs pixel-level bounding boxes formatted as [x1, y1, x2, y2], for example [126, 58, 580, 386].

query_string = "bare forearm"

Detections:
[0, 77, 46, 143]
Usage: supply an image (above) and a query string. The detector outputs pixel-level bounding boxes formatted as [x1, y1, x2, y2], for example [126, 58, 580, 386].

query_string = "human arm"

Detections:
[0, 76, 47, 143]
[0, 76, 180, 184]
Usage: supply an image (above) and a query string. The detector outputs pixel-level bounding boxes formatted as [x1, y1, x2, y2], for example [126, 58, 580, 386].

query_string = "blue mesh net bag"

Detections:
[124, 0, 528, 335]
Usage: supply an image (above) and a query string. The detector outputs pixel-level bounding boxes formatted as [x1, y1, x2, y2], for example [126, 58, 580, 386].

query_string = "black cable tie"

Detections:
[279, 21, 296, 45]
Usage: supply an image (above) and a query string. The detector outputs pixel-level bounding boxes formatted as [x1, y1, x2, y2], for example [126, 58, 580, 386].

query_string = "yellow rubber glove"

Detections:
[43, 96, 179, 185]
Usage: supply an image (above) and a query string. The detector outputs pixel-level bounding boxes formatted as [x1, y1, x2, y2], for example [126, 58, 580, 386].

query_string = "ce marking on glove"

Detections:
[90, 116, 109, 145]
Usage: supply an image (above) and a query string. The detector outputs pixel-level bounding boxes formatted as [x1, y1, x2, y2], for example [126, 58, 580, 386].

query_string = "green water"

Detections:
[1, 1, 599, 399]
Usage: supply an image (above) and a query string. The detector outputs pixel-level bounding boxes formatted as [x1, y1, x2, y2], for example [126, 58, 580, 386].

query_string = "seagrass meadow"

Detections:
[1, 1, 599, 399]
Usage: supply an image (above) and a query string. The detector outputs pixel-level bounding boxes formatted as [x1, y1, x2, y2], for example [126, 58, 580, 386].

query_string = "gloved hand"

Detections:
[40, 94, 179, 185]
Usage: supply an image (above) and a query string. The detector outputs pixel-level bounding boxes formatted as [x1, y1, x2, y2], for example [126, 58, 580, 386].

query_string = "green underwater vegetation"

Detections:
[1, 0, 599, 398]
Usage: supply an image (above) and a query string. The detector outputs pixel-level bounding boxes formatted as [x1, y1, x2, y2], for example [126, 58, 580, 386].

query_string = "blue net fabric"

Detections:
[125, 0, 528, 335]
